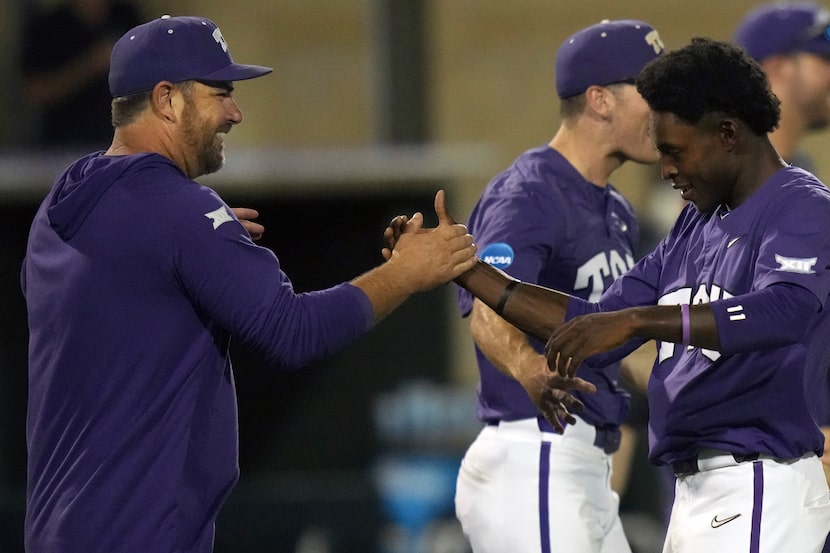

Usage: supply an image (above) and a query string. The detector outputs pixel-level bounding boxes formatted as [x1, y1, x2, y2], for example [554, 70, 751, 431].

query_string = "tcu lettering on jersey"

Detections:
[574, 250, 634, 302]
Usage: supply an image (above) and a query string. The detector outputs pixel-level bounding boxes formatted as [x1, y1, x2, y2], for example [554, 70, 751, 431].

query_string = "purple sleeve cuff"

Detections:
[344, 282, 376, 332]
[711, 283, 819, 354]
[565, 295, 600, 321]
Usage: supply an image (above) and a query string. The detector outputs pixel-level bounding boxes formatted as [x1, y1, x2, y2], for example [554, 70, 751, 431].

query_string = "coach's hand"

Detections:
[383, 195, 476, 291]
[381, 190, 460, 260]
[232, 207, 264, 241]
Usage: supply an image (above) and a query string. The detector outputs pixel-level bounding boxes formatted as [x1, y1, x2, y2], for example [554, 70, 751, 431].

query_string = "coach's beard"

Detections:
[182, 118, 227, 178]
[202, 133, 227, 175]
[190, 131, 225, 177]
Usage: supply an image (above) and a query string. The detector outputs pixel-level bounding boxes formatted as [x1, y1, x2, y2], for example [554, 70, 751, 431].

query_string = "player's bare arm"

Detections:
[470, 299, 596, 432]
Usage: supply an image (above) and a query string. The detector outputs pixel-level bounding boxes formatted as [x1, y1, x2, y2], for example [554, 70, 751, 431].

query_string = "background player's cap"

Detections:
[555, 19, 665, 99]
[734, 2, 830, 62]
[109, 15, 273, 97]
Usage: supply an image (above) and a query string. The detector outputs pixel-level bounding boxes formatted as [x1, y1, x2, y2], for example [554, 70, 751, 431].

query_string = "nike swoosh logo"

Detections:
[727, 236, 742, 248]
[711, 513, 741, 528]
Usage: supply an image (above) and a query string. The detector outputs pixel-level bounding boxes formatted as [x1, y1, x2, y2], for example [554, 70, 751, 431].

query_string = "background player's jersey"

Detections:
[457, 145, 638, 428]
[574, 166, 830, 465]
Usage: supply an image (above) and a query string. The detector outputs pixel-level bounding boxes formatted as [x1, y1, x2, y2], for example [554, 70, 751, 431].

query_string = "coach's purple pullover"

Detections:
[22, 152, 374, 553]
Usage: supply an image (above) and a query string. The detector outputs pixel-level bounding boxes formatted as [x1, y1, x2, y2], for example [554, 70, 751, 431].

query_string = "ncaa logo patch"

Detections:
[480, 242, 514, 269]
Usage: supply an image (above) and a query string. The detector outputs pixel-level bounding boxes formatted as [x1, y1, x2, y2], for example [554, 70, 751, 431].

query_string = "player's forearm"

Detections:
[454, 259, 570, 343]
[470, 300, 546, 381]
[617, 304, 719, 349]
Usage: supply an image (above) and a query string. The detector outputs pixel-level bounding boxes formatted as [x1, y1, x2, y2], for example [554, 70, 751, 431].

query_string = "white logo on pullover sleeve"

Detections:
[774, 254, 817, 274]
[204, 206, 233, 230]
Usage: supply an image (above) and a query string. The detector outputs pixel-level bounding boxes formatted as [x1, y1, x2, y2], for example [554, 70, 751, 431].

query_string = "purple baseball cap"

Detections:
[555, 19, 665, 99]
[734, 2, 830, 61]
[109, 15, 273, 97]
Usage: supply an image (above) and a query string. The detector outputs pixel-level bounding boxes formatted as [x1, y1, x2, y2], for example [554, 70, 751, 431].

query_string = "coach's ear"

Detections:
[150, 81, 179, 123]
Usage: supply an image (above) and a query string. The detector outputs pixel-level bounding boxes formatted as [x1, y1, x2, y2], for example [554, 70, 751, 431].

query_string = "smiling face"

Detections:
[177, 81, 243, 178]
[651, 111, 738, 214]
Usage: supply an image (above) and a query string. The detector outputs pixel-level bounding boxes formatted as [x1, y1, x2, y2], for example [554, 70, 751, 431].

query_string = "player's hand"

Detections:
[545, 311, 633, 377]
[232, 207, 264, 241]
[381, 213, 417, 260]
[518, 359, 596, 433]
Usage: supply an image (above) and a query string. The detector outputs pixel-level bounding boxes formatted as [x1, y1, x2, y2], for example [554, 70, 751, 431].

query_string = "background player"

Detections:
[452, 19, 664, 553]
[734, 1, 830, 172]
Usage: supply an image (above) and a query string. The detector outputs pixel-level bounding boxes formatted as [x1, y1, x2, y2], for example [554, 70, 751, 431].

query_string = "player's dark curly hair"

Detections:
[636, 37, 780, 135]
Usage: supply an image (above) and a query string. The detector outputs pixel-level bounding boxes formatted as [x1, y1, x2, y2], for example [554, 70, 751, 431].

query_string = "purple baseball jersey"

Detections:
[571, 166, 830, 465]
[457, 145, 638, 428]
[22, 153, 374, 553]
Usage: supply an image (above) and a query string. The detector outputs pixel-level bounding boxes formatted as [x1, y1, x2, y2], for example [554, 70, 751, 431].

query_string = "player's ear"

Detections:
[718, 118, 740, 150]
[584, 85, 613, 118]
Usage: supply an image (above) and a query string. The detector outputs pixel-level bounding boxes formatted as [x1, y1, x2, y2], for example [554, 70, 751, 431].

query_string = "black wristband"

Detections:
[495, 280, 519, 316]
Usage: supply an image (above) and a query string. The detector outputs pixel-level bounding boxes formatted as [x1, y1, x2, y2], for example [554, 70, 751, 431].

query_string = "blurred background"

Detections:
[1, 1, 829, 552]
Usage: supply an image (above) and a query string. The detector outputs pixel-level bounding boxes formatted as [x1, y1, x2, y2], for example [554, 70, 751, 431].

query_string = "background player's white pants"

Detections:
[662, 452, 830, 553]
[455, 417, 631, 553]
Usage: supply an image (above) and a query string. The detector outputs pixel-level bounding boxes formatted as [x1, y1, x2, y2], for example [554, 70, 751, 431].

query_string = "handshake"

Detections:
[381, 190, 598, 433]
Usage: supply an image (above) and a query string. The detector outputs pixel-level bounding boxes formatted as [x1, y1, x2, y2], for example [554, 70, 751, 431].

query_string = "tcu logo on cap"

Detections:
[212, 28, 228, 52]
[646, 30, 665, 54]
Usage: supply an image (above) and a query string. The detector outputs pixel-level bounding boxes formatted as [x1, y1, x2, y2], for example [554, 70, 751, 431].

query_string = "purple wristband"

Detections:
[680, 303, 691, 345]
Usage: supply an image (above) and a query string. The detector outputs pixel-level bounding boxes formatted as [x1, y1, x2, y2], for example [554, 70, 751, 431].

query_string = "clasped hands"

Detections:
[382, 190, 605, 433]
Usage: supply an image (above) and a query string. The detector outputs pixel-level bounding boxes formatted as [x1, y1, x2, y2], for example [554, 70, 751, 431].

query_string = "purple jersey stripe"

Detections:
[539, 441, 552, 553]
[749, 461, 764, 553]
